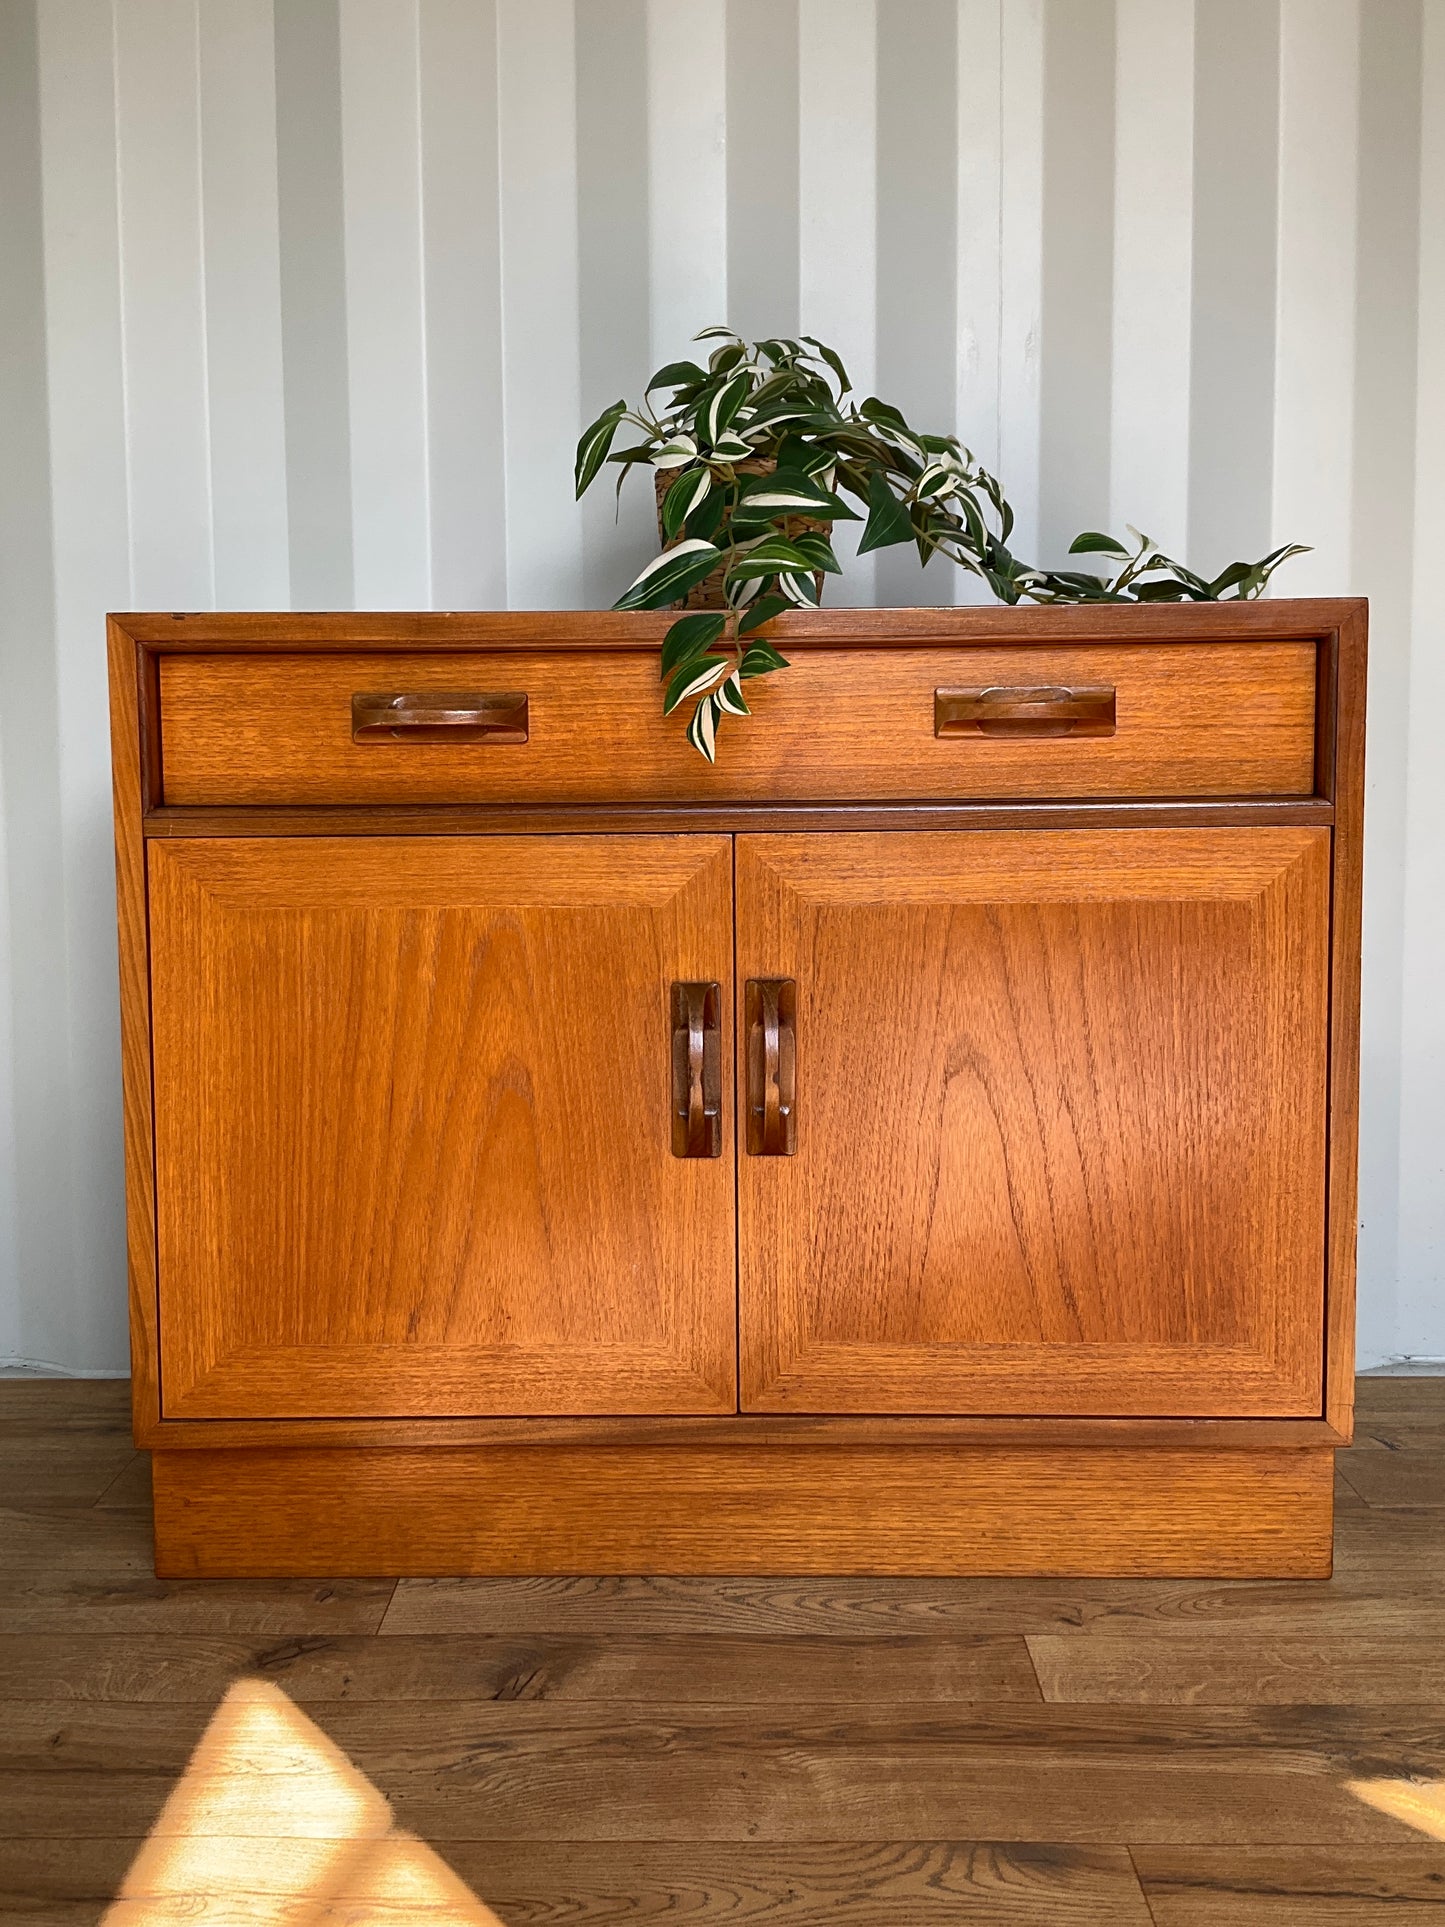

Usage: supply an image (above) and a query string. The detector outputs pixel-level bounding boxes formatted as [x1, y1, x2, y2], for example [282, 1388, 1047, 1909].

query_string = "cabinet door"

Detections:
[150, 836, 736, 1418]
[736, 829, 1329, 1416]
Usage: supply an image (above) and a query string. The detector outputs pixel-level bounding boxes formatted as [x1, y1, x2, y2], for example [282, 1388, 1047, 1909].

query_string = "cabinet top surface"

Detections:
[110, 601, 1366, 652]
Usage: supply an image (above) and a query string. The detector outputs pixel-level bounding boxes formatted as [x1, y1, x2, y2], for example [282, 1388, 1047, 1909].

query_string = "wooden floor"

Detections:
[2, 1379, 1445, 1924]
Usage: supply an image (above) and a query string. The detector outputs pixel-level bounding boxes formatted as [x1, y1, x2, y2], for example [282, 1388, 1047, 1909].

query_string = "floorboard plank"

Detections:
[0, 1380, 130, 1440]
[0, 1704, 1440, 1846]
[0, 1632, 1041, 1707]
[380, 1571, 1445, 1641]
[1030, 1636, 1445, 1705]
[0, 1576, 396, 1638]
[0, 1445, 140, 1511]
[0, 1837, 1157, 1926]
[1340, 1450, 1445, 1511]
[1133, 1845, 1445, 1923]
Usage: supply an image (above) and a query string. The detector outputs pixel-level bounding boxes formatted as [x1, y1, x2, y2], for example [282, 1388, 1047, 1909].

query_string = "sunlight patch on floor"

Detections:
[1348, 1775, 1445, 1842]
[102, 1678, 507, 1925]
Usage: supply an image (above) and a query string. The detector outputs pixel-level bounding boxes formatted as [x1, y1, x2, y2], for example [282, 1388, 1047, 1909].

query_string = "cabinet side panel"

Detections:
[107, 620, 161, 1440]
[1325, 611, 1367, 1437]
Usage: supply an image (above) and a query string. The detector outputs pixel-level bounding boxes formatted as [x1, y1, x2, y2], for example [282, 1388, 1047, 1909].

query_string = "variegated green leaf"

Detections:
[651, 434, 698, 469]
[659, 612, 727, 678]
[1068, 530, 1131, 556]
[779, 570, 821, 606]
[801, 334, 852, 394]
[737, 596, 790, 638]
[709, 430, 753, 462]
[725, 536, 815, 580]
[663, 653, 730, 714]
[915, 461, 961, 500]
[614, 539, 720, 611]
[574, 398, 626, 498]
[685, 692, 720, 761]
[661, 466, 711, 540]
[715, 672, 750, 717]
[735, 469, 860, 520]
[646, 359, 706, 392]
[739, 640, 789, 676]
[857, 467, 915, 553]
[788, 531, 841, 573]
[693, 324, 739, 342]
[700, 370, 752, 445]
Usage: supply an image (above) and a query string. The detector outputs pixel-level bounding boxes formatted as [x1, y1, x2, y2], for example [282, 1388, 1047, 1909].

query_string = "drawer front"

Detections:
[158, 641, 1318, 806]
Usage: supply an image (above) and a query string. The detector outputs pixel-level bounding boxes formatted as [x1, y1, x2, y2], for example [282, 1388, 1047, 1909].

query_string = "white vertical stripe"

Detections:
[957, 0, 1003, 473]
[1352, 0, 1423, 1366]
[954, 0, 1004, 605]
[998, 0, 1044, 566]
[198, 0, 290, 608]
[799, 0, 877, 606]
[420, 0, 507, 609]
[1398, 0, 1445, 1357]
[114, 0, 214, 606]
[1271, 0, 1360, 588]
[497, 0, 581, 608]
[1188, 0, 1281, 570]
[727, 0, 800, 341]
[0, 733, 17, 1355]
[20, 0, 131, 1373]
[647, 0, 727, 364]
[1110, 0, 1194, 554]
[339, 0, 431, 608]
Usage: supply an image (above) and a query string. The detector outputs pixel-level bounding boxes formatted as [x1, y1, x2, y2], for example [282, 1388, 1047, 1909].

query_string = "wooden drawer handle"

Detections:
[746, 978, 797, 1157]
[351, 690, 529, 743]
[671, 982, 722, 1159]
[934, 684, 1116, 738]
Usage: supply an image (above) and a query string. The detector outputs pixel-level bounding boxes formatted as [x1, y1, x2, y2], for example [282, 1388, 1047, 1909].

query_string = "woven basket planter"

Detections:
[653, 459, 828, 610]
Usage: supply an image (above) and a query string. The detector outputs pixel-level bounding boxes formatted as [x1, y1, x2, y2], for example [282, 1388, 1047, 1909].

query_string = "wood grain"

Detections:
[4, 1704, 1436, 1847]
[143, 797, 1338, 843]
[149, 1444, 1334, 1578]
[1132, 1847, 1445, 1924]
[0, 1837, 1159, 1925]
[113, 600, 1365, 647]
[1029, 1635, 1445, 1704]
[1325, 605, 1368, 1440]
[737, 828, 1330, 1416]
[148, 835, 736, 1419]
[120, 1412, 1351, 1457]
[156, 642, 1319, 806]
[0, 1630, 1041, 1706]
[1339, 1450, 1445, 1510]
[106, 619, 161, 1444]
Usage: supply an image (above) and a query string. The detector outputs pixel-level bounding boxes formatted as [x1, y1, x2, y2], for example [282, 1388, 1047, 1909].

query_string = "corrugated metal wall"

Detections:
[0, 0, 1440, 1371]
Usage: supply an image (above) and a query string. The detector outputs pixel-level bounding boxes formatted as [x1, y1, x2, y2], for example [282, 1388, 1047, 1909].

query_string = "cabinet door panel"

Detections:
[151, 836, 736, 1418]
[737, 829, 1329, 1416]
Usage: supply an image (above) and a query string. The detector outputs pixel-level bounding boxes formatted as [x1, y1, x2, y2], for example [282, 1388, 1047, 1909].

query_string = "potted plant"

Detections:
[576, 328, 1307, 760]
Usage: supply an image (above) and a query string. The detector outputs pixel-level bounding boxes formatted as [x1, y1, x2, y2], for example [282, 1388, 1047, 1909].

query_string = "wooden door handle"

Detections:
[746, 978, 797, 1157]
[671, 982, 722, 1159]
[351, 690, 529, 743]
[934, 684, 1116, 737]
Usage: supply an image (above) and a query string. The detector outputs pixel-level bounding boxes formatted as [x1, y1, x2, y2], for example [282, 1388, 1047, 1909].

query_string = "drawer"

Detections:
[157, 641, 1319, 807]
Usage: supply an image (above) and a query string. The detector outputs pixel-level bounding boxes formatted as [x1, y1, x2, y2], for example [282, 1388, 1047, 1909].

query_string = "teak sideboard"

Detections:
[108, 603, 1365, 1579]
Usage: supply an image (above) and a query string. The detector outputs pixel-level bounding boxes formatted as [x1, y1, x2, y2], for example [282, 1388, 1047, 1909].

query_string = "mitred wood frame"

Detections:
[108, 602, 1366, 1466]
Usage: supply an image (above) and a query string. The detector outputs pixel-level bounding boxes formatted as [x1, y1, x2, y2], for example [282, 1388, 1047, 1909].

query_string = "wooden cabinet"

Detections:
[109, 604, 1366, 1580]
